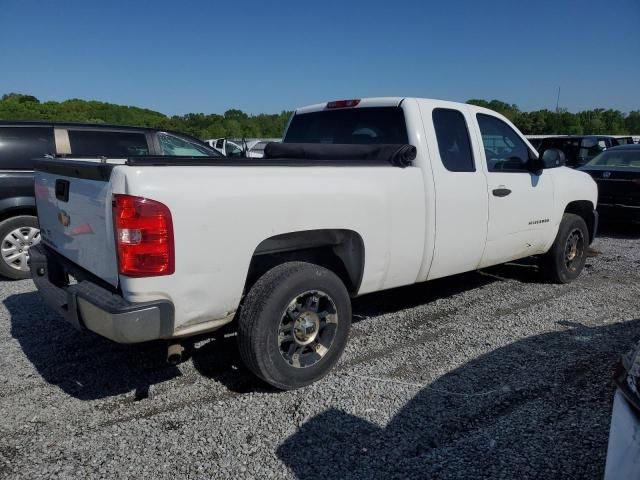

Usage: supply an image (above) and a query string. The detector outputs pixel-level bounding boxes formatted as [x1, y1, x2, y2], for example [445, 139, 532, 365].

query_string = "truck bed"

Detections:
[33, 146, 425, 336]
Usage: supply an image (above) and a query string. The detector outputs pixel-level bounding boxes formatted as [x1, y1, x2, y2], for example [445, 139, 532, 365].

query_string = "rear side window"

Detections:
[0, 126, 54, 169]
[68, 130, 149, 156]
[578, 137, 607, 164]
[225, 142, 243, 157]
[432, 109, 475, 172]
[284, 107, 409, 144]
[158, 133, 211, 156]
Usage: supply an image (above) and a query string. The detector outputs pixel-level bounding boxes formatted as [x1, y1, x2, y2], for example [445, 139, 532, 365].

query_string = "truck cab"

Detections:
[284, 98, 597, 279]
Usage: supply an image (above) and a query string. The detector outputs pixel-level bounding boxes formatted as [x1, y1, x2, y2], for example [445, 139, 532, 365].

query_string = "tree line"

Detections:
[0, 93, 290, 139]
[1, 93, 639, 138]
[466, 99, 640, 135]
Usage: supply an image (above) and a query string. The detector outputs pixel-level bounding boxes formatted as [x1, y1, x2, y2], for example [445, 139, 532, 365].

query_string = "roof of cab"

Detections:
[0, 120, 159, 131]
[295, 96, 505, 116]
[0, 120, 216, 150]
[295, 97, 406, 114]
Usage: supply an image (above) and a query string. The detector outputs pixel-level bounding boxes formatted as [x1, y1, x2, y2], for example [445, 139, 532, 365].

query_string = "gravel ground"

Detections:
[1, 224, 639, 479]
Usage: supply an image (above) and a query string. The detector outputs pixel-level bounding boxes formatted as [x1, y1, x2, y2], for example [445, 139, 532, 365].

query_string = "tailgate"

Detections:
[34, 159, 120, 286]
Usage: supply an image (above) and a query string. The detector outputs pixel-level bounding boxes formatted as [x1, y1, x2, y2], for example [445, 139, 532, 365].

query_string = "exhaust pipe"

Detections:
[167, 342, 184, 365]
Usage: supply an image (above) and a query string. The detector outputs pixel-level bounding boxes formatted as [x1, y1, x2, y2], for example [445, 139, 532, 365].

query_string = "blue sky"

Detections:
[1, 0, 638, 115]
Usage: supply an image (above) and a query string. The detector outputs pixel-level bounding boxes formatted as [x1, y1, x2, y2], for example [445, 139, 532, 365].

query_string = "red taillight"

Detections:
[326, 99, 361, 109]
[112, 194, 174, 277]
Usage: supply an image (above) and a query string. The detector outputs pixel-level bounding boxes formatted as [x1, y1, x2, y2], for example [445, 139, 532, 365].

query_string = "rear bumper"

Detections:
[29, 244, 174, 343]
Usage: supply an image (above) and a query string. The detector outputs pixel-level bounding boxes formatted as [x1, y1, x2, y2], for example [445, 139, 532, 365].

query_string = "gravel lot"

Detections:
[1, 224, 639, 479]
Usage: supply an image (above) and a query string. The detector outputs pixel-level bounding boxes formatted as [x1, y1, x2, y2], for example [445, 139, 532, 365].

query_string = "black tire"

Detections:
[0, 215, 40, 280]
[237, 261, 351, 390]
[542, 213, 588, 284]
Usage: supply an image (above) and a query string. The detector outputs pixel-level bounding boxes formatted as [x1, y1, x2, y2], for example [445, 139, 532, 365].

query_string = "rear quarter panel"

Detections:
[113, 165, 426, 331]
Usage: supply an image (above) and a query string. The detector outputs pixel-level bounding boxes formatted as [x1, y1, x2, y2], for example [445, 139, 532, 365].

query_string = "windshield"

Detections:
[585, 149, 640, 169]
[284, 107, 408, 144]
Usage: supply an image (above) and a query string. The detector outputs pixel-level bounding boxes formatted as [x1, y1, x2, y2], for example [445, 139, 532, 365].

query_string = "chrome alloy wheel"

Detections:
[564, 228, 584, 272]
[1, 227, 40, 272]
[278, 290, 339, 368]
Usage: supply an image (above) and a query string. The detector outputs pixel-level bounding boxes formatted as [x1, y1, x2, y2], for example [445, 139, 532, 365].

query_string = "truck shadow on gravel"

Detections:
[6, 292, 180, 401]
[190, 268, 534, 392]
[7, 262, 557, 400]
[351, 263, 542, 321]
[278, 320, 640, 479]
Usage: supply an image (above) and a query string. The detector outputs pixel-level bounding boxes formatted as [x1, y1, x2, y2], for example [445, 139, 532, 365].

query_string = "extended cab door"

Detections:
[419, 103, 489, 280]
[473, 113, 554, 267]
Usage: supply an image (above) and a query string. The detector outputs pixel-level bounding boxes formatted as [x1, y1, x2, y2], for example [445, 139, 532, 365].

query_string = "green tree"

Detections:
[625, 111, 640, 133]
[467, 99, 520, 121]
[1, 93, 39, 103]
[1, 92, 635, 139]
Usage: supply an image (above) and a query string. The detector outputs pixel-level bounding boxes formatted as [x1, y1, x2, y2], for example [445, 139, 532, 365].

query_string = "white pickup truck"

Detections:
[30, 97, 598, 389]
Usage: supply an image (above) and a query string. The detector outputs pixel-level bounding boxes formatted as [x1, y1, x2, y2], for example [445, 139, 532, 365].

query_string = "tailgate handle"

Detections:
[55, 179, 70, 202]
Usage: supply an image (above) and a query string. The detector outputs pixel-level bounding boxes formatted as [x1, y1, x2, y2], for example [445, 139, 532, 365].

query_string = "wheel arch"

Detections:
[244, 229, 365, 295]
[0, 197, 37, 223]
[564, 200, 596, 244]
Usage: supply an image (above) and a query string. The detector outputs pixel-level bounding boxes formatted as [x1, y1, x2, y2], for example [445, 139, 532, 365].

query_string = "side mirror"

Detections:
[541, 148, 565, 168]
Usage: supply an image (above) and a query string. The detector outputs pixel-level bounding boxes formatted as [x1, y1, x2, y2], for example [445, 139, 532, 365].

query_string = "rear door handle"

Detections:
[492, 188, 512, 197]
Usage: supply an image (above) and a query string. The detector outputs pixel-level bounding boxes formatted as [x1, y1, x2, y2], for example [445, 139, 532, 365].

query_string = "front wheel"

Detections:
[541, 213, 588, 284]
[237, 261, 351, 390]
[0, 215, 40, 280]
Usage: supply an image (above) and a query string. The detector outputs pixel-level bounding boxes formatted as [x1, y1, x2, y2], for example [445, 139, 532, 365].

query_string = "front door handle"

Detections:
[492, 188, 512, 197]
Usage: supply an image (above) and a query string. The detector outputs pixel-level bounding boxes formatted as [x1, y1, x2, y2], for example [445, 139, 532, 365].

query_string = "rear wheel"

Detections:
[237, 261, 351, 390]
[0, 215, 40, 280]
[542, 213, 588, 284]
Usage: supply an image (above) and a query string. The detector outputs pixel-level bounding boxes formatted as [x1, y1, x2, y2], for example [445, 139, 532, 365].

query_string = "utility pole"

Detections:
[555, 86, 561, 134]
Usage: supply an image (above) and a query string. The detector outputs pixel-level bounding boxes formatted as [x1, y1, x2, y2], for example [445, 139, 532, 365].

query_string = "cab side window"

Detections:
[432, 108, 475, 172]
[477, 114, 531, 172]
[68, 130, 149, 156]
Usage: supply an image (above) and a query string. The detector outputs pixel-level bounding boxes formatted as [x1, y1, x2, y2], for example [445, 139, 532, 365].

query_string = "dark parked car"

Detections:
[0, 121, 220, 279]
[538, 135, 620, 168]
[579, 144, 640, 222]
[525, 137, 543, 150]
[614, 136, 635, 146]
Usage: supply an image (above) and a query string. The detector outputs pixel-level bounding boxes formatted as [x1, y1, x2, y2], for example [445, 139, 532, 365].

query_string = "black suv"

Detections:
[537, 135, 620, 168]
[0, 122, 220, 279]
